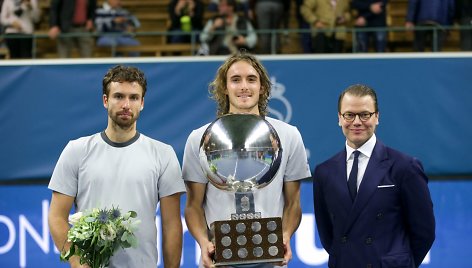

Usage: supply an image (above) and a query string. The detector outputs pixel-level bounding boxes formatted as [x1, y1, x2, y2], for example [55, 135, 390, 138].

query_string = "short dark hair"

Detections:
[102, 65, 147, 97]
[221, 0, 237, 8]
[338, 84, 379, 113]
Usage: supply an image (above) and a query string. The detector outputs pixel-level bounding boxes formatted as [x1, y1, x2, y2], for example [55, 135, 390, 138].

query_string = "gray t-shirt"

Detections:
[49, 132, 186, 268]
[182, 117, 311, 228]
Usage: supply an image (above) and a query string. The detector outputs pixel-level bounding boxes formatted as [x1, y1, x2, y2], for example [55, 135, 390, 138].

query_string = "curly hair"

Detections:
[209, 51, 271, 117]
[102, 65, 147, 97]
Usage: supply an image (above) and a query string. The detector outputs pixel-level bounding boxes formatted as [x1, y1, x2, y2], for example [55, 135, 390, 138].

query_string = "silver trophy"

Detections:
[199, 114, 284, 266]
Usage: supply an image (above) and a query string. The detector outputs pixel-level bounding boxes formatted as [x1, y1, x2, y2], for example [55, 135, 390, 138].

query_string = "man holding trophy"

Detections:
[182, 51, 311, 267]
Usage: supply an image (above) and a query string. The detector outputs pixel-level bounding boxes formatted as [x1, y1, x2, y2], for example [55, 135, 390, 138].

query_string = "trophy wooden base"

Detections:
[210, 217, 284, 266]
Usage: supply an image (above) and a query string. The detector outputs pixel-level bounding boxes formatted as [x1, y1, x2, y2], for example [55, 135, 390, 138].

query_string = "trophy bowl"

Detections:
[199, 114, 285, 266]
[199, 113, 282, 193]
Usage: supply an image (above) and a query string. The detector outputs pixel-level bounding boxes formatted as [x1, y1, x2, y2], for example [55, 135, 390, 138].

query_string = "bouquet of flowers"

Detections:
[61, 207, 140, 268]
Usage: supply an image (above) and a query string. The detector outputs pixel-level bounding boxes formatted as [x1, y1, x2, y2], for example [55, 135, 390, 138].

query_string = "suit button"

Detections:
[341, 236, 347, 243]
[365, 237, 373, 245]
[366, 264, 372, 268]
[376, 212, 384, 220]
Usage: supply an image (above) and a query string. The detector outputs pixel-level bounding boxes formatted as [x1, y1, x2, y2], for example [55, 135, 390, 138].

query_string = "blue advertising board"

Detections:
[1, 181, 471, 267]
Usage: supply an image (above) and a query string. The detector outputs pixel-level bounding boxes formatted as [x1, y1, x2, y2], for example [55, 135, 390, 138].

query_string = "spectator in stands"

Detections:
[295, 0, 313, 53]
[250, 0, 286, 54]
[199, 0, 257, 55]
[351, 0, 388, 52]
[95, 0, 140, 57]
[0, 0, 40, 58]
[300, 0, 351, 53]
[456, 0, 472, 51]
[48, 0, 96, 58]
[208, 0, 250, 17]
[405, 0, 455, 52]
[167, 0, 204, 44]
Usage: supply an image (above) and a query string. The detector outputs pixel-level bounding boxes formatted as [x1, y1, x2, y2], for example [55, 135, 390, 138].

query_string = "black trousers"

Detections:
[312, 32, 344, 53]
[413, 25, 445, 52]
[5, 34, 33, 59]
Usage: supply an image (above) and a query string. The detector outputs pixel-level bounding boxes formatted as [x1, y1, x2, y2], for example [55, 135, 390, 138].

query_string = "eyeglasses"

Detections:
[341, 112, 376, 122]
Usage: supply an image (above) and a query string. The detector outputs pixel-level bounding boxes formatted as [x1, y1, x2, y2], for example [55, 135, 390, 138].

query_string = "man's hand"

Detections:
[85, 20, 94, 31]
[11, 20, 22, 31]
[70, 255, 90, 268]
[213, 17, 225, 30]
[200, 240, 216, 268]
[48, 26, 61, 39]
[355, 16, 367, 27]
[405, 21, 414, 30]
[314, 20, 326, 29]
[273, 236, 292, 266]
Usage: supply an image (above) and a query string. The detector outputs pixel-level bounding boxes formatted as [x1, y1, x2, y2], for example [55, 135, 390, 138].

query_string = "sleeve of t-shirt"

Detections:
[283, 126, 312, 182]
[182, 129, 208, 184]
[157, 144, 186, 199]
[48, 140, 80, 197]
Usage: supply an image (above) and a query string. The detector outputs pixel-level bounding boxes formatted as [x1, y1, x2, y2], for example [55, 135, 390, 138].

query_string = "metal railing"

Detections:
[1, 25, 471, 59]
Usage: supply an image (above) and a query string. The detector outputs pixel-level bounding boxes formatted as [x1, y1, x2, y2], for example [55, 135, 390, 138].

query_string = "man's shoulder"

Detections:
[188, 122, 212, 139]
[315, 150, 344, 171]
[69, 133, 100, 145]
[265, 117, 297, 131]
[377, 140, 416, 163]
[139, 133, 174, 150]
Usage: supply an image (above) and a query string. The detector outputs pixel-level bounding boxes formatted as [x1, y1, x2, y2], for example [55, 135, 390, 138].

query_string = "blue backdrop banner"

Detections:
[0, 54, 471, 181]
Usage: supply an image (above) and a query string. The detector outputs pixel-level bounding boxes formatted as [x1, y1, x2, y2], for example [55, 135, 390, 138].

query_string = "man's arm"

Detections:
[160, 192, 184, 268]
[281, 180, 302, 265]
[184, 181, 214, 268]
[48, 191, 87, 268]
[400, 159, 435, 266]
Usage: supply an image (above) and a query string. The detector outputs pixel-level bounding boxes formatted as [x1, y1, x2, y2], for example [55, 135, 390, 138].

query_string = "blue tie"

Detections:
[348, 151, 361, 201]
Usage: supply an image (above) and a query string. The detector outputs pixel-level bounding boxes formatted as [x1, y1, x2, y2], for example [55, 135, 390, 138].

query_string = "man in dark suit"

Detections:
[313, 84, 435, 268]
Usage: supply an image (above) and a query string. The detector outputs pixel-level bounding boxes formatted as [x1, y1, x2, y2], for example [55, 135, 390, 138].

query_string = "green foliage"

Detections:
[60, 207, 140, 268]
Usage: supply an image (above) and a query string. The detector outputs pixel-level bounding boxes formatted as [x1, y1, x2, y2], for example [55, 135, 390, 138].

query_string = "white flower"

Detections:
[68, 211, 83, 225]
[100, 224, 117, 241]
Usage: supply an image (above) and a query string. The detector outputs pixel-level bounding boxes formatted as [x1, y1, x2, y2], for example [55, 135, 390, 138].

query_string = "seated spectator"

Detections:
[405, 0, 455, 52]
[199, 0, 257, 55]
[95, 0, 140, 56]
[167, 0, 204, 44]
[1, 0, 40, 58]
[208, 0, 250, 17]
[351, 0, 388, 52]
[300, 0, 350, 53]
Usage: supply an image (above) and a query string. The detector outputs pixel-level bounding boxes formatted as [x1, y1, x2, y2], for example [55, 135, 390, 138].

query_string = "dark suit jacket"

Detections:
[313, 140, 435, 268]
[49, 0, 97, 32]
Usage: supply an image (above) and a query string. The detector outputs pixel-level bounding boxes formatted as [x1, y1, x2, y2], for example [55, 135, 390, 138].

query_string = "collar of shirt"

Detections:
[345, 134, 377, 161]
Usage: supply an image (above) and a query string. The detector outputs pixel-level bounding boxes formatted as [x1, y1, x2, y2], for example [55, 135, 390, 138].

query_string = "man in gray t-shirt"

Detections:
[48, 65, 186, 268]
[182, 52, 311, 268]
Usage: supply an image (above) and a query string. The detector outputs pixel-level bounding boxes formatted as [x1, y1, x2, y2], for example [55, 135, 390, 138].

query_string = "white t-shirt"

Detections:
[182, 117, 311, 228]
[49, 132, 186, 268]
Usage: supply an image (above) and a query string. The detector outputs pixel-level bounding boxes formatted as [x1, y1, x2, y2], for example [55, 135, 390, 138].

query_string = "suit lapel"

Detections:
[332, 151, 353, 213]
[343, 141, 393, 233]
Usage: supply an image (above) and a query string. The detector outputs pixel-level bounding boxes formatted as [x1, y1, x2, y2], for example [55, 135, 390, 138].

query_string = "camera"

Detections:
[14, 0, 23, 17]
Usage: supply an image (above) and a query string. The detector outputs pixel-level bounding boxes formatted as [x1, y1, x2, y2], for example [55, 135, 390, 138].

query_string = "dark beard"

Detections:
[110, 111, 138, 130]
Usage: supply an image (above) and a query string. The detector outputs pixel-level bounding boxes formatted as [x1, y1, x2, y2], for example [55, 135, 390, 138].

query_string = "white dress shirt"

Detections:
[345, 134, 377, 190]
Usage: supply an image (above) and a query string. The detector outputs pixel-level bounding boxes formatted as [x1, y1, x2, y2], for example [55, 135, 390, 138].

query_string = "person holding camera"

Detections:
[167, 0, 204, 44]
[199, 0, 257, 55]
[0, 0, 40, 58]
